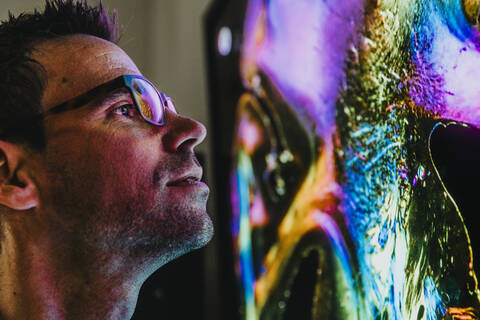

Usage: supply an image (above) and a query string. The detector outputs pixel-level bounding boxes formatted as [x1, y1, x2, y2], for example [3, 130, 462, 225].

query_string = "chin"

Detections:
[185, 208, 215, 250]
[123, 214, 213, 276]
[157, 214, 214, 268]
[160, 205, 214, 256]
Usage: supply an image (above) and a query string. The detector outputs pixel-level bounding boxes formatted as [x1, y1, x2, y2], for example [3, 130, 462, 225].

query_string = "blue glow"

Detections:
[235, 151, 257, 320]
[424, 277, 446, 320]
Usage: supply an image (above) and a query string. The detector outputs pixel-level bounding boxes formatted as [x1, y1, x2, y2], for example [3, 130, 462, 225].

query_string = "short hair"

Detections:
[0, 0, 119, 149]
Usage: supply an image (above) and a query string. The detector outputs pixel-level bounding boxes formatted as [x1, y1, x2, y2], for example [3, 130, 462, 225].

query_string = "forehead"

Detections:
[31, 34, 141, 112]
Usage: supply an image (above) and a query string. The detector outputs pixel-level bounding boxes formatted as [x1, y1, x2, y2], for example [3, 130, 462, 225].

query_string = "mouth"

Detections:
[167, 176, 202, 187]
[166, 166, 204, 187]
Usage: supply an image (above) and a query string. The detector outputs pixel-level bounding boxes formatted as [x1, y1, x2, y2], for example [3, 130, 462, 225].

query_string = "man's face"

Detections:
[28, 34, 213, 266]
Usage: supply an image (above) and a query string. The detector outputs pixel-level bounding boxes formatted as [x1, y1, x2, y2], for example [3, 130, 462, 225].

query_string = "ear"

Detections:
[0, 140, 39, 211]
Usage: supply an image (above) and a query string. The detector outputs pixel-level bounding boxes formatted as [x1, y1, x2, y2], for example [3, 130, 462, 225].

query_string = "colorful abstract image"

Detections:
[207, 0, 480, 319]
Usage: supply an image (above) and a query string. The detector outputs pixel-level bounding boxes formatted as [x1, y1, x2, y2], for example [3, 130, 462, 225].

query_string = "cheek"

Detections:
[91, 136, 160, 205]
[42, 127, 160, 215]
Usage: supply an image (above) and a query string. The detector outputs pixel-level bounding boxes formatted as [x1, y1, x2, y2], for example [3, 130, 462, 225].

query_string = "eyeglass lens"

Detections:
[131, 78, 175, 125]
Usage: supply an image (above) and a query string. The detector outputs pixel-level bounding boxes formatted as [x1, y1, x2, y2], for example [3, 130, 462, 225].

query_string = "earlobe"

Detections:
[0, 141, 39, 211]
[0, 171, 39, 210]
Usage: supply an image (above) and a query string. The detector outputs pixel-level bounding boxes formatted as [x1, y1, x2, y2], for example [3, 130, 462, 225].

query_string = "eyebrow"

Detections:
[48, 86, 131, 116]
[44, 75, 127, 116]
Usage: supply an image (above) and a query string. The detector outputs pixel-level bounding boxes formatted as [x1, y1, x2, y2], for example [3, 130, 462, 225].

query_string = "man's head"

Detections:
[0, 0, 212, 282]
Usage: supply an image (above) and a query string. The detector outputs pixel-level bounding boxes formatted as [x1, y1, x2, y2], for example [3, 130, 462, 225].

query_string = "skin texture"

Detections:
[0, 34, 213, 320]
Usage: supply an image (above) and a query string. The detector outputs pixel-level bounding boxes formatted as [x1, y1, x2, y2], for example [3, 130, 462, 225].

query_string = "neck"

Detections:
[0, 222, 145, 320]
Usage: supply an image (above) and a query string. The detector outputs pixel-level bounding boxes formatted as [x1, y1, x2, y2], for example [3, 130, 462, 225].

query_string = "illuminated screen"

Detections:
[206, 0, 480, 319]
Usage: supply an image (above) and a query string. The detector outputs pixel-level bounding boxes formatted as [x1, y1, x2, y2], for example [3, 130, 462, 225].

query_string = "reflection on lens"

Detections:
[132, 79, 163, 124]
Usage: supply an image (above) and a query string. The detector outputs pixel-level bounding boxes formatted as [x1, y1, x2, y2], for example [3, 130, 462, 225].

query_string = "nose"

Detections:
[161, 109, 207, 153]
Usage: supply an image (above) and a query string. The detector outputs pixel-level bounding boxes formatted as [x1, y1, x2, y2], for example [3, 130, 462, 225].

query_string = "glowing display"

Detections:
[209, 0, 480, 318]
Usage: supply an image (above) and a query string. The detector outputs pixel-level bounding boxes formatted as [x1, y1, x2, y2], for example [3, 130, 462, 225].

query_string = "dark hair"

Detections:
[0, 0, 119, 149]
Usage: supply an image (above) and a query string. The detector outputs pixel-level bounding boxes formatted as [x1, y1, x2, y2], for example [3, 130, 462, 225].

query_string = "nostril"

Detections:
[177, 137, 200, 153]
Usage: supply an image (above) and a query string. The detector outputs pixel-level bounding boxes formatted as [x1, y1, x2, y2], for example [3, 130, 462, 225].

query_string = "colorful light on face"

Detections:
[223, 0, 480, 319]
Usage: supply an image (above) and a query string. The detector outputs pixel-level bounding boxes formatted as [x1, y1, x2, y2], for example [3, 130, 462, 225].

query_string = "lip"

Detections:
[166, 166, 204, 187]
[167, 178, 207, 187]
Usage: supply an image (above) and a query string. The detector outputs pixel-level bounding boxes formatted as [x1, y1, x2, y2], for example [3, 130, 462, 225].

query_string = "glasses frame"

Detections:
[43, 74, 175, 126]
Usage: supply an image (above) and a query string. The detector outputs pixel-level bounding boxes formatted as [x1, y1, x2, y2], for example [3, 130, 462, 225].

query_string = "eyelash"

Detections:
[111, 103, 137, 118]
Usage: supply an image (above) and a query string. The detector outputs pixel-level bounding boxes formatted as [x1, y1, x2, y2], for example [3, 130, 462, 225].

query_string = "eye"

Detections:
[111, 103, 138, 118]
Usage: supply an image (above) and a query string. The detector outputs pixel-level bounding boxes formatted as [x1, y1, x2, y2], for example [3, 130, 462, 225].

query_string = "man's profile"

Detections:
[0, 1, 213, 319]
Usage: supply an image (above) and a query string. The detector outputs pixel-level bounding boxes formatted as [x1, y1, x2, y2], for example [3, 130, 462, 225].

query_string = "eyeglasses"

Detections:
[0, 75, 176, 142]
[43, 74, 177, 126]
